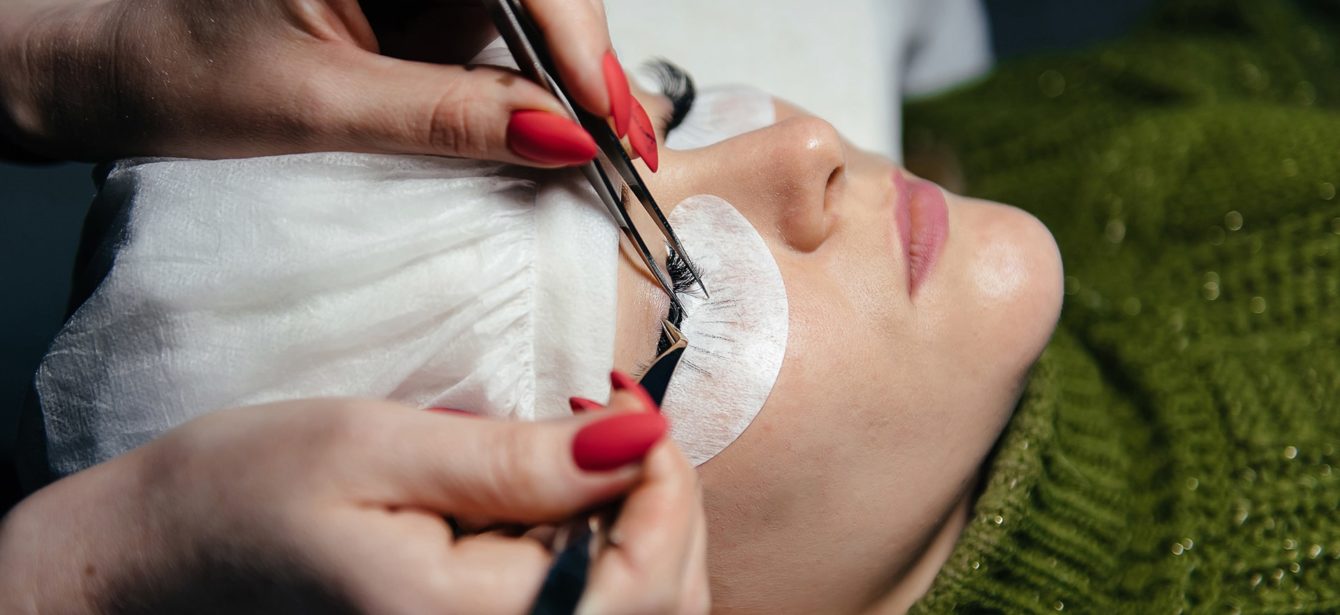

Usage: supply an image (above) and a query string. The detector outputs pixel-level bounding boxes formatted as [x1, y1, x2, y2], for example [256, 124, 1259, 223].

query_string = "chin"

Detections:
[948, 197, 1064, 374]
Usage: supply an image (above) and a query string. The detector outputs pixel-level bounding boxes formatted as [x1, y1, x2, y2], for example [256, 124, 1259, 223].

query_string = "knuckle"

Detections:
[479, 425, 545, 507]
[427, 88, 494, 158]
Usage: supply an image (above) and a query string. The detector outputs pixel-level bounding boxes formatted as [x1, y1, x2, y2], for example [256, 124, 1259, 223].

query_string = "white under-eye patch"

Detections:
[662, 195, 788, 466]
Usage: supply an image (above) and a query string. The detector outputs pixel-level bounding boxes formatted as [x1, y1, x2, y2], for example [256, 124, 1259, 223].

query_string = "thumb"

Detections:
[375, 389, 666, 523]
[308, 48, 597, 167]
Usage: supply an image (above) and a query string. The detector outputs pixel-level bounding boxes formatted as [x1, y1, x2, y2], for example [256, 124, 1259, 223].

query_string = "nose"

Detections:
[673, 115, 846, 252]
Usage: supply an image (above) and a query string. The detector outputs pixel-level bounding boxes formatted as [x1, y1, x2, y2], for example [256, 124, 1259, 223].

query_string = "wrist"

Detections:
[0, 452, 156, 614]
[0, 7, 40, 162]
[0, 508, 40, 614]
[0, 487, 98, 613]
[0, 1, 125, 163]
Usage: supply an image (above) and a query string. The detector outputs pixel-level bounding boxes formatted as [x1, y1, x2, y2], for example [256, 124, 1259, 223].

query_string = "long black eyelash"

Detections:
[644, 59, 696, 132]
[656, 245, 697, 356]
[665, 244, 698, 297]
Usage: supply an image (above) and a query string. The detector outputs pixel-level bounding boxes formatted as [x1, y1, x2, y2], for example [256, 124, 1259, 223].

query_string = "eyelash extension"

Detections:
[644, 59, 696, 132]
[665, 244, 700, 297]
[656, 245, 698, 356]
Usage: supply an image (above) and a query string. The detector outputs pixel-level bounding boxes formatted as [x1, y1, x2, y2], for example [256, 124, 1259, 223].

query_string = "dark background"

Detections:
[0, 0, 1156, 509]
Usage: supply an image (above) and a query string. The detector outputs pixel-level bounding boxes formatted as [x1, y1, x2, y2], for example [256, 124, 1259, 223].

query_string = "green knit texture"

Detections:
[906, 1, 1340, 612]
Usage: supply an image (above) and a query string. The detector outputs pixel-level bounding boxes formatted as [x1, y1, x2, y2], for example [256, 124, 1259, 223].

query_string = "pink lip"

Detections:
[892, 172, 949, 297]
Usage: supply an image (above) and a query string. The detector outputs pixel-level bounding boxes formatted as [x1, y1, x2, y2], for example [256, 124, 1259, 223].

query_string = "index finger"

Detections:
[372, 408, 655, 522]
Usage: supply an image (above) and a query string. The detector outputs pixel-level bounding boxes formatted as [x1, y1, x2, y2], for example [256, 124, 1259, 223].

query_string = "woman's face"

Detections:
[613, 89, 1063, 612]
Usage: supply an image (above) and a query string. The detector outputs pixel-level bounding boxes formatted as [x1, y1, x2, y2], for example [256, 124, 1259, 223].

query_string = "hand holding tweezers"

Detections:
[528, 326, 686, 615]
[483, 0, 708, 311]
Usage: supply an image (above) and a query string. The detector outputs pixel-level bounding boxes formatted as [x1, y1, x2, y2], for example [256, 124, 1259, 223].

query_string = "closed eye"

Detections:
[644, 59, 696, 133]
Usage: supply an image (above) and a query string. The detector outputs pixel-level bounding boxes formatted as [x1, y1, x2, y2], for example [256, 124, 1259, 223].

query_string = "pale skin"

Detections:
[615, 87, 1065, 613]
[0, 1, 713, 611]
[0, 393, 710, 613]
[2, 0, 1060, 609]
[0, 0, 618, 164]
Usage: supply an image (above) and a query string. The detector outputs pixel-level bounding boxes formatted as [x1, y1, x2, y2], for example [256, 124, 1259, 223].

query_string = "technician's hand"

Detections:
[0, 392, 709, 613]
[0, 0, 633, 166]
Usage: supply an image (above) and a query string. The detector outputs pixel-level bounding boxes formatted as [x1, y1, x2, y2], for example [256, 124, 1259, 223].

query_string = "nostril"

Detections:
[825, 165, 845, 197]
[823, 163, 846, 214]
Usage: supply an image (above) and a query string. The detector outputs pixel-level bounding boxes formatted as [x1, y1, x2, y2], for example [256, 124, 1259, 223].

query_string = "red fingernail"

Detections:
[507, 110, 598, 166]
[572, 412, 667, 471]
[569, 397, 604, 413]
[628, 99, 659, 172]
[610, 370, 660, 414]
[428, 407, 476, 417]
[603, 51, 632, 138]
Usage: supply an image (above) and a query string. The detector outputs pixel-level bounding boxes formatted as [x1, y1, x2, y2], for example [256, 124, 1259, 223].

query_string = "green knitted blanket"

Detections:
[905, 1, 1340, 612]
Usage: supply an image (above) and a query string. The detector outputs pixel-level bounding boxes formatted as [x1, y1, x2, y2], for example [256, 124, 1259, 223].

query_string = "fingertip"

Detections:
[571, 411, 668, 472]
[610, 370, 660, 414]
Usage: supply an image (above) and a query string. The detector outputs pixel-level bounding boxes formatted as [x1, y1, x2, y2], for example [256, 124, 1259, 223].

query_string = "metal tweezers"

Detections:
[483, 0, 708, 313]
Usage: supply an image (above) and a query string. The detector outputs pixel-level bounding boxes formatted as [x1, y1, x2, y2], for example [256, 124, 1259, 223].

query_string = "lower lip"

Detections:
[893, 173, 949, 297]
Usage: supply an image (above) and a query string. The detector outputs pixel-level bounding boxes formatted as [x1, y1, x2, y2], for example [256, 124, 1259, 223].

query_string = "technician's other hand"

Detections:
[0, 392, 709, 613]
[0, 0, 633, 166]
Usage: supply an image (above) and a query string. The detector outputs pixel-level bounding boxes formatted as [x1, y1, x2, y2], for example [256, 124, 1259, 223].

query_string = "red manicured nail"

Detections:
[603, 51, 632, 138]
[507, 110, 598, 166]
[628, 99, 659, 172]
[610, 370, 660, 414]
[569, 397, 604, 413]
[428, 407, 476, 417]
[572, 412, 667, 471]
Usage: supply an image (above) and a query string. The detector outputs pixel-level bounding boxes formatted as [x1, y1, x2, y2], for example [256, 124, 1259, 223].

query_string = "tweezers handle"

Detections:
[483, 0, 691, 310]
[485, 0, 596, 135]
[529, 520, 593, 615]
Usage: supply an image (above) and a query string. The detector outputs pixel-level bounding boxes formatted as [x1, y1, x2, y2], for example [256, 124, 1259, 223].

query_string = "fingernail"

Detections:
[610, 370, 660, 414]
[569, 397, 604, 413]
[628, 99, 659, 172]
[507, 110, 598, 166]
[603, 51, 632, 138]
[572, 412, 667, 471]
[428, 407, 476, 417]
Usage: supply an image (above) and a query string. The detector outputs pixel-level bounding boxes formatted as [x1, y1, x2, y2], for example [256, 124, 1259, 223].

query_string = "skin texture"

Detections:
[0, 394, 709, 614]
[615, 89, 1065, 613]
[0, 0, 622, 165]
